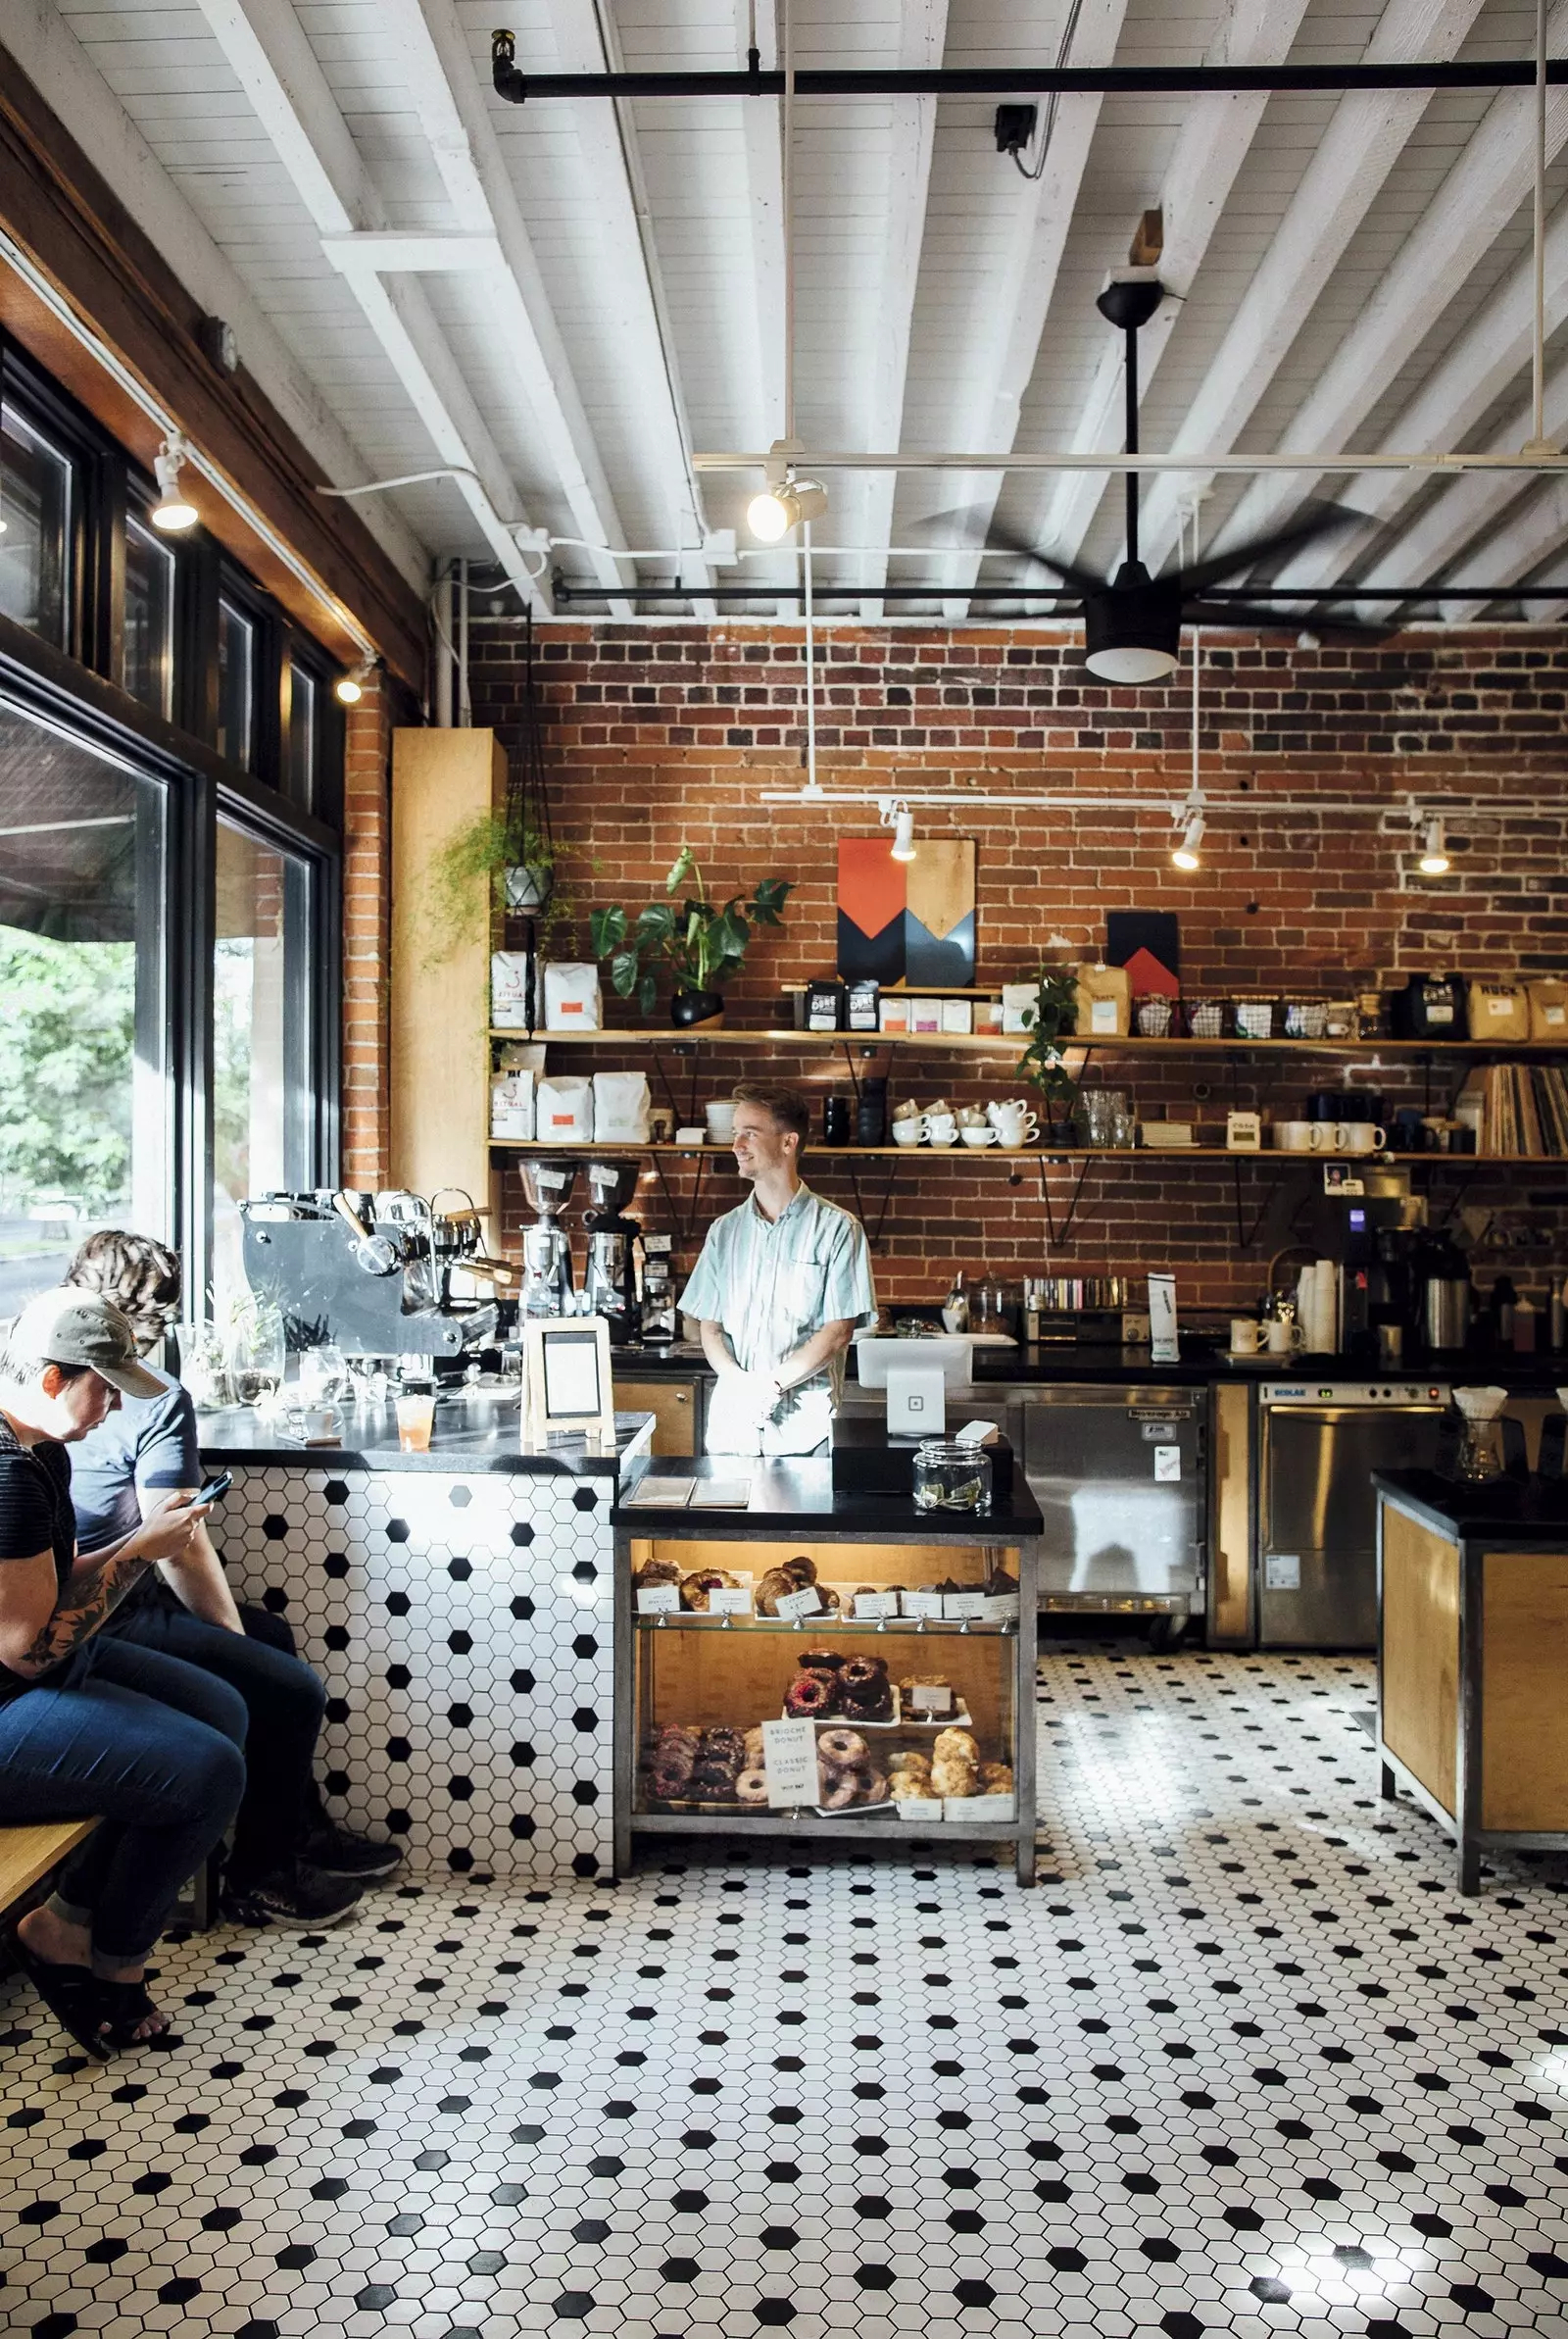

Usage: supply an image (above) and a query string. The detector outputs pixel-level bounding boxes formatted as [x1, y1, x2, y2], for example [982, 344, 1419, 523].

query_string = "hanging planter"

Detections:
[503, 861, 555, 916]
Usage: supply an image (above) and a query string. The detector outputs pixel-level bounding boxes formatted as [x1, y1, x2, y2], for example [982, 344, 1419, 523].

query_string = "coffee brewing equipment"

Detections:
[518, 1157, 579, 1317]
[582, 1161, 643, 1343]
[639, 1232, 677, 1344]
[241, 1191, 500, 1358]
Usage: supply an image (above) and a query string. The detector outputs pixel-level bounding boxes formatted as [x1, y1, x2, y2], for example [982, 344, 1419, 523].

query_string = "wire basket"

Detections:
[1186, 999, 1228, 1039]
[1234, 998, 1276, 1039]
[1135, 996, 1175, 1037]
[1283, 1000, 1328, 1039]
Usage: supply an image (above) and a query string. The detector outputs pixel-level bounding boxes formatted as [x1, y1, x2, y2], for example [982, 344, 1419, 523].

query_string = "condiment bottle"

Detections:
[1512, 1293, 1538, 1355]
[1551, 1275, 1567, 1352]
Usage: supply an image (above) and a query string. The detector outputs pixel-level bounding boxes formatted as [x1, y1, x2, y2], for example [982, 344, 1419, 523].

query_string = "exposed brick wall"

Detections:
[341, 674, 394, 1187]
[452, 621, 1568, 1315]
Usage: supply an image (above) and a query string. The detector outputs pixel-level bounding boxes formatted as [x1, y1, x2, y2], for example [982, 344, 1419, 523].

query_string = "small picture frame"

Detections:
[522, 1317, 617, 1449]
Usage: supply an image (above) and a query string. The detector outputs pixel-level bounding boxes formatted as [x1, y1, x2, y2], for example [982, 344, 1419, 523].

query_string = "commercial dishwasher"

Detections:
[1017, 1384, 1206, 1628]
[1255, 1378, 1450, 1647]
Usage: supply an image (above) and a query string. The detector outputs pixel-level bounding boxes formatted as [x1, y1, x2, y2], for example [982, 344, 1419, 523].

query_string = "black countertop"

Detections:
[198, 1403, 655, 1474]
[612, 1455, 1043, 1538]
[1375, 1467, 1568, 1542]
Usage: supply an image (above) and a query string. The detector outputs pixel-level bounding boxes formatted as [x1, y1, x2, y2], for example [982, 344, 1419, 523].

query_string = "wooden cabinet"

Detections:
[613, 1375, 702, 1456]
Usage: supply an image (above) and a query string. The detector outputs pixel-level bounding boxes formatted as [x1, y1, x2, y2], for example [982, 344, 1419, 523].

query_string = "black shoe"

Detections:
[221, 1862, 364, 1928]
[298, 1821, 405, 1884]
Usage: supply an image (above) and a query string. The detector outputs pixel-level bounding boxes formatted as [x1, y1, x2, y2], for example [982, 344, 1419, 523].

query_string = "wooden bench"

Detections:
[0, 1820, 98, 1919]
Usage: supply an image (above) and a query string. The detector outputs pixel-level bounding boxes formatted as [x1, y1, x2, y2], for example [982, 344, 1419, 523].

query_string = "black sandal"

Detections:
[94, 1977, 175, 2051]
[7, 1932, 115, 2062]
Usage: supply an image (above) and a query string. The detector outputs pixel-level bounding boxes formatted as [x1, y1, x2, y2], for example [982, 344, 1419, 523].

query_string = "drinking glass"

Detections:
[395, 1393, 436, 1453]
[228, 1316, 284, 1409]
[912, 1439, 992, 1514]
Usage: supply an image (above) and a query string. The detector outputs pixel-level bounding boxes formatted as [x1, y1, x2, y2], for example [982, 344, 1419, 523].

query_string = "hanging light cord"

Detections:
[782, 0, 796, 441]
[802, 517, 818, 794]
[1013, 0, 1086, 180]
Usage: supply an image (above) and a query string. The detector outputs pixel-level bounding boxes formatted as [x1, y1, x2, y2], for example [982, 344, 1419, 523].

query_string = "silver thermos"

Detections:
[1421, 1242, 1472, 1353]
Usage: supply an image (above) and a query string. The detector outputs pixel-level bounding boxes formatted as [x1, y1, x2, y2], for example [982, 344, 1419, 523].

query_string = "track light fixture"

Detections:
[150, 434, 198, 532]
[747, 438, 828, 542]
[880, 797, 917, 863]
[335, 656, 374, 707]
[1171, 803, 1204, 871]
[1415, 816, 1450, 876]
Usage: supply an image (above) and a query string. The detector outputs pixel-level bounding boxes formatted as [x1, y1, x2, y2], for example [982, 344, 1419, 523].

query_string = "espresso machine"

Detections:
[240, 1191, 500, 1359]
[517, 1158, 579, 1318]
[1318, 1175, 1427, 1367]
[582, 1162, 643, 1344]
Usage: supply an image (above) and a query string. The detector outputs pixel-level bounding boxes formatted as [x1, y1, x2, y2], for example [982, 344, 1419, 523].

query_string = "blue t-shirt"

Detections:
[70, 1367, 202, 1558]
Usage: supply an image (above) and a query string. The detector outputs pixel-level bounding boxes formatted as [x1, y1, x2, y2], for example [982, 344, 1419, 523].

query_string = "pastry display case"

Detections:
[613, 1527, 1037, 1882]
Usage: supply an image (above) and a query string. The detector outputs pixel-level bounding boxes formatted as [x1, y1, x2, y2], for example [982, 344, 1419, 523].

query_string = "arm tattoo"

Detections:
[19, 1549, 151, 1671]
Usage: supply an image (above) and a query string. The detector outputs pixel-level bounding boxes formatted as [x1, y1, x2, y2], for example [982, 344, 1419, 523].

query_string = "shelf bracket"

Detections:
[1038, 1153, 1096, 1248]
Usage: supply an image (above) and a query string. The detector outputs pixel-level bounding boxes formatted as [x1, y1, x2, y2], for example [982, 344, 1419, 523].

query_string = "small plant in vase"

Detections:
[1018, 965, 1081, 1136]
[590, 848, 793, 1024]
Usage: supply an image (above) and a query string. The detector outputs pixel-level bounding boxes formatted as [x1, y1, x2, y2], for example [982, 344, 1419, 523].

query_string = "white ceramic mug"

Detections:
[995, 1107, 1039, 1148]
[957, 1106, 990, 1128]
[893, 1116, 927, 1147]
[1266, 1317, 1306, 1354]
[1230, 1319, 1261, 1355]
[986, 1096, 1033, 1126]
[1336, 1121, 1388, 1155]
[893, 1097, 923, 1122]
[1271, 1120, 1316, 1152]
[705, 1099, 737, 1142]
[926, 1115, 958, 1148]
[960, 1124, 996, 1148]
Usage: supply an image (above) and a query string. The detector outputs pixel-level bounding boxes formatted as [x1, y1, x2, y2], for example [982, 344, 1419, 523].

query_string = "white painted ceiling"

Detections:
[25, 0, 1568, 624]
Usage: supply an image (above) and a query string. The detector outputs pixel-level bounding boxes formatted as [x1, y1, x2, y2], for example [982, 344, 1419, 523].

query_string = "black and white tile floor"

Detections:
[3, 1645, 1567, 2339]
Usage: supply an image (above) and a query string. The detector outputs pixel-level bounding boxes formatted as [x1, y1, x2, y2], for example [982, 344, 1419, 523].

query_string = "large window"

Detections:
[124, 512, 176, 718]
[212, 818, 314, 1311]
[0, 696, 167, 1312]
[217, 596, 254, 771]
[0, 408, 73, 649]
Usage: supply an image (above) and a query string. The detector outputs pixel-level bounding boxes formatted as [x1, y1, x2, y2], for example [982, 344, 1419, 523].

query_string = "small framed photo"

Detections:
[522, 1317, 617, 1449]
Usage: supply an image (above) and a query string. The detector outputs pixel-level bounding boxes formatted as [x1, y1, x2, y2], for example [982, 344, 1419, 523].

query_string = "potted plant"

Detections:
[589, 848, 793, 1024]
[1019, 964, 1081, 1136]
[422, 808, 563, 964]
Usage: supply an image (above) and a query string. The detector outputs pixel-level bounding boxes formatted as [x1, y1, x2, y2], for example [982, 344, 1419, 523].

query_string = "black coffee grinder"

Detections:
[582, 1161, 643, 1344]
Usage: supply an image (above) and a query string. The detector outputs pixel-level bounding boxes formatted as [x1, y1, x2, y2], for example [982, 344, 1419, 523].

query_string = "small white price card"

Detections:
[943, 1591, 990, 1621]
[895, 1798, 942, 1822]
[947, 1792, 1016, 1822]
[761, 1717, 818, 1809]
[901, 1589, 945, 1620]
[706, 1586, 753, 1617]
[906, 1683, 953, 1716]
[635, 1583, 681, 1615]
[773, 1586, 823, 1621]
[980, 1592, 1021, 1623]
[1153, 1445, 1182, 1482]
[854, 1591, 901, 1619]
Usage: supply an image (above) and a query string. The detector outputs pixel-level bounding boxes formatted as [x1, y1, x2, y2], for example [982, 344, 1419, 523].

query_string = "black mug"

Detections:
[857, 1080, 888, 1148]
[1392, 1107, 1426, 1151]
[823, 1095, 852, 1147]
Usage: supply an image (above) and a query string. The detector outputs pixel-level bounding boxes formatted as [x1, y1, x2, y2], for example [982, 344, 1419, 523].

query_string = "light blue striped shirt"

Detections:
[680, 1182, 876, 1454]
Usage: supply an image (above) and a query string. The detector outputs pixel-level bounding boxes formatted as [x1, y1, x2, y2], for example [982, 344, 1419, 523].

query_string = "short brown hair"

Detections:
[67, 1229, 182, 1348]
[731, 1081, 809, 1146]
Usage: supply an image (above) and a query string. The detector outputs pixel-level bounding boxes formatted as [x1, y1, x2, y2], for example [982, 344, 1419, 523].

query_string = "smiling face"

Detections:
[732, 1099, 799, 1186]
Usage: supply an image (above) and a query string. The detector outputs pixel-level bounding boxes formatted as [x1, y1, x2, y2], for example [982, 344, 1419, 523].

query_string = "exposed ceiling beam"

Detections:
[1135, 0, 1488, 573]
[528, 0, 715, 616]
[1208, 5, 1568, 572]
[192, 0, 552, 616]
[1268, 204, 1568, 596]
[855, 0, 950, 620]
[936, 0, 1133, 612]
[1026, 0, 1313, 573]
[377, 0, 638, 612]
[1442, 479, 1568, 619]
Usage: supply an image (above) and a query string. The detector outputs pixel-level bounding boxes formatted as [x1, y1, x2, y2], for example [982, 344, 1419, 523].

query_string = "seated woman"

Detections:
[0, 1289, 245, 2059]
[65, 1231, 400, 1927]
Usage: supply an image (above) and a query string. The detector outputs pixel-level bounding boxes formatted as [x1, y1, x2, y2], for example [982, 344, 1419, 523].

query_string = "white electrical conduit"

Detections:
[695, 448, 1568, 473]
[0, 223, 378, 663]
[1531, 0, 1557, 450]
[758, 786, 1568, 820]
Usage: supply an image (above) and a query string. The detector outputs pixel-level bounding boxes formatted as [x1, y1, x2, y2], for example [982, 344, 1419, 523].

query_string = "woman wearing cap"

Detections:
[0, 1289, 247, 2059]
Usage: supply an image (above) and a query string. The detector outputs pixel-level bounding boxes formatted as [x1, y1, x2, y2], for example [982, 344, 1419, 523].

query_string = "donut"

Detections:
[933, 1727, 980, 1767]
[818, 1765, 863, 1810]
[840, 1656, 888, 1691]
[635, 1558, 680, 1586]
[782, 1556, 818, 1586]
[704, 1726, 747, 1762]
[817, 1728, 868, 1769]
[758, 1568, 805, 1616]
[743, 1726, 766, 1767]
[841, 1682, 894, 1722]
[784, 1671, 835, 1717]
[681, 1568, 738, 1612]
[859, 1768, 891, 1806]
[649, 1765, 692, 1801]
[799, 1648, 845, 1673]
[689, 1761, 739, 1800]
[735, 1768, 770, 1806]
[650, 1743, 695, 1784]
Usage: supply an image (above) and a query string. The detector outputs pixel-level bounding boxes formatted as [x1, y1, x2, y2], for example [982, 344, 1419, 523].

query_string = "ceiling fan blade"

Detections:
[1184, 596, 1393, 641]
[1176, 500, 1359, 595]
[980, 520, 1106, 598]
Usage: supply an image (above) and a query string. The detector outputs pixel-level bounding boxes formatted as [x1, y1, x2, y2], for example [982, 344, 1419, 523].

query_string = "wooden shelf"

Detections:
[490, 1026, 1568, 1057]
[490, 1139, 1566, 1167]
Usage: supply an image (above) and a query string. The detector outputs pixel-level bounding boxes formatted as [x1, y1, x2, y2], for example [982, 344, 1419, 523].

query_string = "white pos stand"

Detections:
[854, 1336, 975, 1436]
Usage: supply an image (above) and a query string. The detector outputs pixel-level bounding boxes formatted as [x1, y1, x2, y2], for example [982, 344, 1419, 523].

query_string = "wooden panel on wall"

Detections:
[1381, 1507, 1460, 1814]
[390, 728, 505, 1215]
[613, 1377, 699, 1457]
[1209, 1381, 1251, 1645]
[1481, 1551, 1568, 1832]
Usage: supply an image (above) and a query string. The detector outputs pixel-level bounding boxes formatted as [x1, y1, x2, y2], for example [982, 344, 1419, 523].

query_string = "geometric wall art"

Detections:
[836, 835, 976, 987]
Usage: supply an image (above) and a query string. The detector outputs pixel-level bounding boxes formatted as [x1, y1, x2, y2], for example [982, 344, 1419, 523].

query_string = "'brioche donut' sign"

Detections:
[760, 1717, 817, 1808]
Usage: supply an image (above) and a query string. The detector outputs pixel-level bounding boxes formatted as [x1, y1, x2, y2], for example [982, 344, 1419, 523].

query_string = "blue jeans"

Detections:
[105, 1602, 325, 1887]
[0, 1637, 247, 1963]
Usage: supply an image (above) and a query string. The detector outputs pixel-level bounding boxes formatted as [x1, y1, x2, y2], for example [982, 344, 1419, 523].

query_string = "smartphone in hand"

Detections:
[193, 1471, 232, 1508]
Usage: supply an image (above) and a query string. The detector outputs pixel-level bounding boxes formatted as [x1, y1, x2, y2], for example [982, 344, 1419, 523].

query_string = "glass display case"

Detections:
[614, 1530, 1037, 1882]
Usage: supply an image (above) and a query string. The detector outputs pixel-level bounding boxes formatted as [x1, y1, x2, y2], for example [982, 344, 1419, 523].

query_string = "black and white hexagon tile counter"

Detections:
[194, 1412, 648, 1880]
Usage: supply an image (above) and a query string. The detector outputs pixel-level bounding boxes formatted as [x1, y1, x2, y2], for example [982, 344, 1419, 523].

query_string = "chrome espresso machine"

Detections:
[240, 1190, 511, 1359]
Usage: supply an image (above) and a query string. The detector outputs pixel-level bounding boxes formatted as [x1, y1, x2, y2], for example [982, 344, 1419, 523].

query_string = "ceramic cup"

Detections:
[986, 1096, 1034, 1126]
[893, 1117, 926, 1147]
[1229, 1319, 1261, 1355]
[924, 1097, 953, 1120]
[705, 1099, 737, 1143]
[960, 1124, 996, 1148]
[1271, 1121, 1317, 1152]
[927, 1115, 958, 1148]
[1266, 1318, 1306, 1354]
[893, 1097, 923, 1122]
[1335, 1121, 1388, 1155]
[994, 1107, 1039, 1148]
[957, 1106, 990, 1128]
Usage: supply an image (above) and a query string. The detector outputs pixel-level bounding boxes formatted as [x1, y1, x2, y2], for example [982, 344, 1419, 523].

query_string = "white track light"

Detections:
[1416, 817, 1450, 876]
[1172, 808, 1204, 871]
[335, 656, 374, 706]
[748, 474, 828, 543]
[880, 798, 917, 862]
[150, 435, 198, 532]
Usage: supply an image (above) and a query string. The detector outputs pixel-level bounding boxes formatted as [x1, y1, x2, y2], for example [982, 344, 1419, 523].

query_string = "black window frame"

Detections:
[0, 331, 346, 1308]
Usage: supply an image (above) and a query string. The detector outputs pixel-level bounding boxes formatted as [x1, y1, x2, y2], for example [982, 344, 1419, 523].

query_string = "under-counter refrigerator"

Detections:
[1018, 1384, 1206, 1629]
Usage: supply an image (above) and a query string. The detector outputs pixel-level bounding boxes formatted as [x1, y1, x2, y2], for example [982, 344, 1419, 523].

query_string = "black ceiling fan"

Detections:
[980, 274, 1388, 679]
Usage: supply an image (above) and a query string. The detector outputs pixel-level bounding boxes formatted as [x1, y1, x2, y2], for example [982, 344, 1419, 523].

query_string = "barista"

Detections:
[681, 1082, 875, 1456]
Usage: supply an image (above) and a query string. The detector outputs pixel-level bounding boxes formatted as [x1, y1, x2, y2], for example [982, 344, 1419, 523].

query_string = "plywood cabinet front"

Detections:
[614, 1376, 700, 1457]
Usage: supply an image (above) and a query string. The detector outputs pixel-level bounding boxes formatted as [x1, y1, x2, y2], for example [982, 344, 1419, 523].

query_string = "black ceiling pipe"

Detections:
[551, 575, 1566, 608]
[492, 36, 1568, 103]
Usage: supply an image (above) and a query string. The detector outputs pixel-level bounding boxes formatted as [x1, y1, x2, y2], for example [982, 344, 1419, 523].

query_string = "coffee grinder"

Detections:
[517, 1158, 579, 1318]
[639, 1233, 677, 1345]
[582, 1161, 643, 1343]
